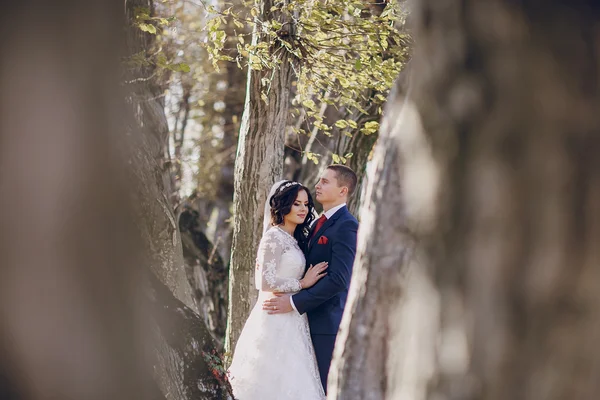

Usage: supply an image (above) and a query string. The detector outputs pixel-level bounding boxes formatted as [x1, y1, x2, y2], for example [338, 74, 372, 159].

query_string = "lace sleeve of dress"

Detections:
[257, 229, 302, 292]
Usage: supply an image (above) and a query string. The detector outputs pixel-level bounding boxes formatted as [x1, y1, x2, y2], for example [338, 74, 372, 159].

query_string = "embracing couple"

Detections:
[227, 165, 359, 399]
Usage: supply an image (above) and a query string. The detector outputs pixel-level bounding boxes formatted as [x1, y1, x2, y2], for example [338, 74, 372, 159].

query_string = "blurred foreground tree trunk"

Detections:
[225, 0, 295, 355]
[0, 1, 233, 399]
[0, 1, 156, 399]
[331, 1, 600, 399]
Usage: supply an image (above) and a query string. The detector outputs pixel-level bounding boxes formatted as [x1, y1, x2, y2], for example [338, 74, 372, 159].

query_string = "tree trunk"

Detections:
[332, 1, 600, 399]
[334, 65, 411, 216]
[225, 0, 295, 355]
[332, 99, 381, 216]
[210, 12, 247, 264]
[170, 83, 192, 205]
[327, 72, 415, 400]
[125, 0, 198, 310]
[0, 1, 157, 399]
[295, 101, 338, 205]
[179, 206, 229, 346]
[125, 1, 234, 398]
[146, 268, 233, 399]
[171, 2, 247, 343]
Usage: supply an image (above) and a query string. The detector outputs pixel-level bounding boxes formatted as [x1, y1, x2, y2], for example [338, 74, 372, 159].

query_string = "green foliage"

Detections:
[361, 121, 380, 135]
[130, 7, 187, 74]
[145, 0, 409, 195]
[134, 6, 174, 34]
[331, 152, 353, 165]
[152, 0, 250, 199]
[304, 151, 322, 165]
[203, 0, 408, 142]
[201, 349, 230, 387]
[156, 53, 191, 73]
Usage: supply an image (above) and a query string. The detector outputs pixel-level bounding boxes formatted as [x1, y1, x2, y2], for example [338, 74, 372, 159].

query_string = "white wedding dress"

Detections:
[227, 226, 326, 400]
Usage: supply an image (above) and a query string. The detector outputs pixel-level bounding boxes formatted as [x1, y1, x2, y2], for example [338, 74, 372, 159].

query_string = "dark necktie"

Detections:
[310, 214, 327, 239]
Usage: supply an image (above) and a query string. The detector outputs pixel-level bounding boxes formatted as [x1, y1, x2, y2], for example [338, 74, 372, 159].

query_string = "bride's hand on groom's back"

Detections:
[300, 262, 328, 289]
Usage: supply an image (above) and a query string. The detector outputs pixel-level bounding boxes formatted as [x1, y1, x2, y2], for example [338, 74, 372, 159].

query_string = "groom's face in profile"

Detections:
[315, 168, 345, 205]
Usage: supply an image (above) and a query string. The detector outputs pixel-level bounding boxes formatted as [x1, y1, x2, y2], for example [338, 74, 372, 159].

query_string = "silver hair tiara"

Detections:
[278, 181, 301, 192]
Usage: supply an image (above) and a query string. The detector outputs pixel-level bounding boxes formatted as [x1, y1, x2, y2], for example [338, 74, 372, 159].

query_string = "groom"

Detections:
[263, 164, 359, 393]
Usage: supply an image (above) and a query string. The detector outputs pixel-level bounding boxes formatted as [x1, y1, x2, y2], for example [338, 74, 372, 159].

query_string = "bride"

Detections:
[227, 180, 328, 400]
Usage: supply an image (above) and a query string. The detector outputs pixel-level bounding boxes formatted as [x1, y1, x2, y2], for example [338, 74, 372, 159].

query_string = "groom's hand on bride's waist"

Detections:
[262, 293, 293, 314]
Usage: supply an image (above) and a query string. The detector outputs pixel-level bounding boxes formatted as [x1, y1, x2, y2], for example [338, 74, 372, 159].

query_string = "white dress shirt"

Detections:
[290, 203, 346, 312]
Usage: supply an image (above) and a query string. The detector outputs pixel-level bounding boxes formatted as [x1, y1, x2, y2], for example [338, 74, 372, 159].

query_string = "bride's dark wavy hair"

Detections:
[270, 181, 316, 251]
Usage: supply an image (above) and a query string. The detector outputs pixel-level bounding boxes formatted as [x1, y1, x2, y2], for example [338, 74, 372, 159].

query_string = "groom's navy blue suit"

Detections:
[292, 205, 358, 393]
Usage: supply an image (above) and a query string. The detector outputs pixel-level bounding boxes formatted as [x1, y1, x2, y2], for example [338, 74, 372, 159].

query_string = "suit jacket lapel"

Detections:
[308, 206, 347, 251]
[308, 219, 319, 240]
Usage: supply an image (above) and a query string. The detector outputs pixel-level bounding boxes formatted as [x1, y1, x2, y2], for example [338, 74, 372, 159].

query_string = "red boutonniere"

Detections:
[318, 236, 329, 245]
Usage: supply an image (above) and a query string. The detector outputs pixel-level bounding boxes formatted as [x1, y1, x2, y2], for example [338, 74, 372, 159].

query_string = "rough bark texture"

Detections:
[169, 83, 192, 205]
[295, 103, 378, 216]
[332, 1, 600, 399]
[225, 0, 295, 354]
[328, 75, 416, 400]
[338, 62, 411, 216]
[211, 16, 247, 263]
[146, 270, 234, 399]
[179, 206, 229, 346]
[125, 1, 233, 398]
[333, 100, 381, 215]
[125, 0, 197, 310]
[164, 0, 247, 344]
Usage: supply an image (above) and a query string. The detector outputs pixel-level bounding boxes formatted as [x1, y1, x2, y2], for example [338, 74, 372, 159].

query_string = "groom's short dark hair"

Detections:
[327, 164, 358, 196]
